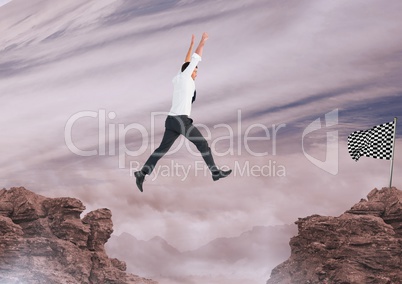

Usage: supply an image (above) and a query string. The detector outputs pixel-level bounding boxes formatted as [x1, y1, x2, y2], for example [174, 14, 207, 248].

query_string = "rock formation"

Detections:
[0, 187, 157, 284]
[267, 187, 402, 284]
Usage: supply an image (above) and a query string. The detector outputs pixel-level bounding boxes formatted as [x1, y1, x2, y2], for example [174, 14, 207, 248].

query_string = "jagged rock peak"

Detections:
[267, 187, 402, 284]
[0, 187, 157, 284]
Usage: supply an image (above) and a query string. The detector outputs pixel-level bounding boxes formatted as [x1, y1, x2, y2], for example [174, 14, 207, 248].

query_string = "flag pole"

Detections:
[389, 117, 397, 188]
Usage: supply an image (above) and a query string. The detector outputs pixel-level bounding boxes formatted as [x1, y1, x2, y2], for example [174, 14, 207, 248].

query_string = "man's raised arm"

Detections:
[185, 34, 195, 62]
[195, 32, 209, 58]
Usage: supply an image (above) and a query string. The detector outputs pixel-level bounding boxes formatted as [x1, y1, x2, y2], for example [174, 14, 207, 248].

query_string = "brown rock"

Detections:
[0, 187, 157, 284]
[268, 187, 402, 284]
[82, 208, 113, 251]
[111, 258, 128, 271]
[0, 187, 47, 222]
[42, 197, 91, 248]
[348, 187, 402, 236]
[0, 215, 24, 271]
[0, 189, 13, 217]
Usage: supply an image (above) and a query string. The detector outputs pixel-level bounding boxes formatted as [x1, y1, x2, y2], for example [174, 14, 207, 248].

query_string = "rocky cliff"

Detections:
[0, 187, 157, 284]
[267, 187, 402, 284]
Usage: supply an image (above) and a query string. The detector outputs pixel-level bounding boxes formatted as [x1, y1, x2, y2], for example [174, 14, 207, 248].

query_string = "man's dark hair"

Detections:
[181, 62, 198, 72]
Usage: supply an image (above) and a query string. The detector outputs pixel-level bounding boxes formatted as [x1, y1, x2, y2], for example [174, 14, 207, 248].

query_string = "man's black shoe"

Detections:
[134, 171, 145, 192]
[212, 169, 232, 181]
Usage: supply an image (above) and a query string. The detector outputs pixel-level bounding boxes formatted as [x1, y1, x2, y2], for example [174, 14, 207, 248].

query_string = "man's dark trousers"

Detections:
[141, 115, 217, 175]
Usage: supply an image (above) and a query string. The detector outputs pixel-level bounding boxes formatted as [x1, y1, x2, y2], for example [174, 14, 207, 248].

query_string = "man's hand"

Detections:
[195, 32, 209, 57]
[201, 32, 208, 42]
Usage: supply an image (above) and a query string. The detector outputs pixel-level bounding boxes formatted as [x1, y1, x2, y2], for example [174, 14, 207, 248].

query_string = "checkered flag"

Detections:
[348, 121, 395, 161]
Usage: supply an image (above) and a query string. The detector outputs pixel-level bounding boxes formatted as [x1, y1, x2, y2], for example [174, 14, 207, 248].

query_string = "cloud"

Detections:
[0, 0, 11, 7]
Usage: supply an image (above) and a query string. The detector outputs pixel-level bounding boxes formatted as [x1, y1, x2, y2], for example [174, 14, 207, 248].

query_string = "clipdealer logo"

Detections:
[63, 108, 339, 178]
[64, 109, 288, 178]
[302, 109, 339, 175]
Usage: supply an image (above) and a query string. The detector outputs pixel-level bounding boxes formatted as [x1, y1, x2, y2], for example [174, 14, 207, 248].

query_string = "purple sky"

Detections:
[1, 0, 402, 283]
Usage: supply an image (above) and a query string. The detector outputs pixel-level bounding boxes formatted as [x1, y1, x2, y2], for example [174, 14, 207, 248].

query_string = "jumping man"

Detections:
[134, 33, 232, 192]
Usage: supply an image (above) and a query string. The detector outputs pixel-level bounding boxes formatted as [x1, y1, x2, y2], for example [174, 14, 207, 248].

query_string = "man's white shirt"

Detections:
[168, 53, 201, 116]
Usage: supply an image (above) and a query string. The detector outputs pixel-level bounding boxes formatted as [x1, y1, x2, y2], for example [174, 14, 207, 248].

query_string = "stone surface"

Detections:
[83, 208, 114, 251]
[0, 187, 157, 284]
[267, 187, 402, 284]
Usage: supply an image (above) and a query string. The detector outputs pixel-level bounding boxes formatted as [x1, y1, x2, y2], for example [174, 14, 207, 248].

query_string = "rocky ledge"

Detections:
[0, 187, 157, 284]
[267, 187, 402, 284]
